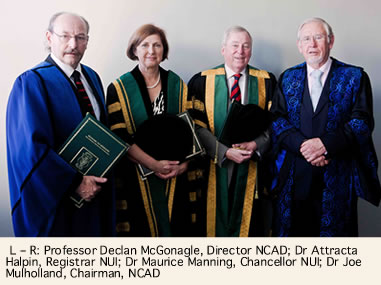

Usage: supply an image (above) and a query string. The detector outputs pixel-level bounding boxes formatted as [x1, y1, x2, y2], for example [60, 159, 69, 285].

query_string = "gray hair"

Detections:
[45, 12, 90, 52]
[47, 12, 90, 34]
[297, 17, 333, 43]
[222, 26, 252, 46]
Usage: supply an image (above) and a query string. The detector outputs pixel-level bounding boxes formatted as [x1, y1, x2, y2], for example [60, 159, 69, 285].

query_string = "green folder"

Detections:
[58, 113, 128, 177]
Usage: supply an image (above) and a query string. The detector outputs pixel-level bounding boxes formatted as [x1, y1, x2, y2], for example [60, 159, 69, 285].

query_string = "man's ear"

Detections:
[297, 39, 303, 54]
[46, 31, 52, 46]
[328, 34, 335, 50]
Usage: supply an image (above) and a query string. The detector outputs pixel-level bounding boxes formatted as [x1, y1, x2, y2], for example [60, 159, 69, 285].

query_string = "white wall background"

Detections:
[0, 0, 380, 236]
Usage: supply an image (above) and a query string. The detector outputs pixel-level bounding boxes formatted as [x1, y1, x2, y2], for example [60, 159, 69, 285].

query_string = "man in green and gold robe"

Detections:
[187, 26, 276, 236]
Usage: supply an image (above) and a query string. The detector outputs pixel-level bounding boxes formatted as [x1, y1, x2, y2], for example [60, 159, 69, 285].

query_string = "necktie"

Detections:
[72, 70, 95, 116]
[230, 73, 242, 102]
[310, 69, 323, 111]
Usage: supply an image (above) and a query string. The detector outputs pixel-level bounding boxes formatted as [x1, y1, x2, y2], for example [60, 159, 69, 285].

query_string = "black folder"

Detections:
[134, 111, 204, 179]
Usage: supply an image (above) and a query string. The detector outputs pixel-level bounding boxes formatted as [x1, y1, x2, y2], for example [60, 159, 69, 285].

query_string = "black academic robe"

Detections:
[106, 66, 192, 237]
[187, 65, 276, 237]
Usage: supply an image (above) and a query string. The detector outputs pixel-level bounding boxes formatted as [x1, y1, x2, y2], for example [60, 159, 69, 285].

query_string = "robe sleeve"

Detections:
[253, 72, 277, 158]
[270, 76, 306, 155]
[321, 71, 380, 205]
[187, 73, 229, 166]
[320, 71, 374, 158]
[106, 83, 134, 145]
[6, 70, 80, 236]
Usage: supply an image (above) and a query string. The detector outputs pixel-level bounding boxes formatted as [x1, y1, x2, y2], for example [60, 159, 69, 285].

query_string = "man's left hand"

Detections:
[76, 176, 107, 202]
[300, 138, 327, 163]
[232, 141, 257, 152]
[310, 155, 330, 167]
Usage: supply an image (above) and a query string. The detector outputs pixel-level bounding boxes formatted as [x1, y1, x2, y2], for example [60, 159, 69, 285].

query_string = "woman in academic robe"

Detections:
[106, 24, 193, 237]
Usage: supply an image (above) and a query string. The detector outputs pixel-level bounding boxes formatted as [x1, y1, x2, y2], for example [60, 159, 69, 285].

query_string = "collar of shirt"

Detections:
[50, 53, 82, 79]
[50, 53, 101, 120]
[224, 64, 248, 104]
[307, 57, 332, 93]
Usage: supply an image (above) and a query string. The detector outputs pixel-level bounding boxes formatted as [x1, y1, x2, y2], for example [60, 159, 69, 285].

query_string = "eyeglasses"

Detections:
[300, 34, 327, 44]
[51, 31, 88, 44]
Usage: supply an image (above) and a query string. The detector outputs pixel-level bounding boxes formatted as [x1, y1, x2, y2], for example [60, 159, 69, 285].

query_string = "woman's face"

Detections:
[134, 34, 163, 69]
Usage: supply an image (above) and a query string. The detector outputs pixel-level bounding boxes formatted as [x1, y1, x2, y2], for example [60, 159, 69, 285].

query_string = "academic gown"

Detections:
[271, 58, 381, 237]
[186, 64, 276, 237]
[106, 66, 192, 237]
[7, 56, 115, 237]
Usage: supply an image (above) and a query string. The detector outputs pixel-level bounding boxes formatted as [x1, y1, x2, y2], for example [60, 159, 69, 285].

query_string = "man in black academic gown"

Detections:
[187, 26, 276, 237]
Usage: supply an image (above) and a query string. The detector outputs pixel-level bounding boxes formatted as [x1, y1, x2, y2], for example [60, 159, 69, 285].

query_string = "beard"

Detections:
[307, 55, 324, 65]
[306, 51, 330, 68]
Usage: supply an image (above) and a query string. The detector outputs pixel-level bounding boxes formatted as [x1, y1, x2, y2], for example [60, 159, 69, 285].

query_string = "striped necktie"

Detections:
[72, 70, 95, 116]
[230, 73, 242, 102]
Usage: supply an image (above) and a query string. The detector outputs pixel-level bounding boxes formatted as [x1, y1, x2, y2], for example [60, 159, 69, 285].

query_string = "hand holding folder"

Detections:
[133, 111, 204, 179]
[58, 113, 128, 177]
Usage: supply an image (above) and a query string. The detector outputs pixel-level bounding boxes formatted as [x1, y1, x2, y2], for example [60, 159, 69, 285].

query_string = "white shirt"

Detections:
[225, 64, 248, 105]
[50, 53, 101, 120]
[307, 57, 332, 97]
[224, 64, 262, 157]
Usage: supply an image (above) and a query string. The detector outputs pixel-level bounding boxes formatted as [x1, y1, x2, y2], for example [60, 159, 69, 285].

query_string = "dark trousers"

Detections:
[289, 175, 324, 237]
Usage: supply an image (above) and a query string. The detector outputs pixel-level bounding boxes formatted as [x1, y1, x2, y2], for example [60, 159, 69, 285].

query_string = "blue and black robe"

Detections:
[271, 58, 381, 237]
[7, 56, 115, 237]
